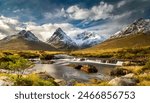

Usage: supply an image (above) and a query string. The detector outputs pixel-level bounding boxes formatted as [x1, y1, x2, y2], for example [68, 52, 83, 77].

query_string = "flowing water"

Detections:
[30, 61, 116, 81]
[28, 54, 119, 82]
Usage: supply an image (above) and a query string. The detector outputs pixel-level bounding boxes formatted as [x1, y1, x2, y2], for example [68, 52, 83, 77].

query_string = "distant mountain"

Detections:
[110, 18, 150, 39]
[2, 30, 39, 42]
[47, 28, 78, 50]
[85, 18, 150, 50]
[0, 30, 56, 50]
[73, 31, 104, 48]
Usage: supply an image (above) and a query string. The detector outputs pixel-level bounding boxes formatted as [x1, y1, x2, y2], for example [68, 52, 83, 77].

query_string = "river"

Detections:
[29, 54, 119, 82]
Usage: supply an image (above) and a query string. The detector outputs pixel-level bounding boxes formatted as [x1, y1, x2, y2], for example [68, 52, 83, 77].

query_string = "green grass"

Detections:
[0, 73, 59, 86]
[0, 55, 33, 71]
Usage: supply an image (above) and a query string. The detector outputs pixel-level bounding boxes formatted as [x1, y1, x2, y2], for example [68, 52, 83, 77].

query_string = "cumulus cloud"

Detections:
[66, 1, 114, 21]
[26, 22, 84, 41]
[0, 16, 21, 37]
[0, 15, 84, 41]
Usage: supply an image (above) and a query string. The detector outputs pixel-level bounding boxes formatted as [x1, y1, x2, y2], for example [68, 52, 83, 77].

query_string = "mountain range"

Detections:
[87, 18, 150, 50]
[0, 27, 103, 50]
[0, 30, 56, 50]
[0, 18, 150, 51]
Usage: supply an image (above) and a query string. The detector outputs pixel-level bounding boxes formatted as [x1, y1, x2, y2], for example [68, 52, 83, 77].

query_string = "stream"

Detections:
[29, 54, 119, 82]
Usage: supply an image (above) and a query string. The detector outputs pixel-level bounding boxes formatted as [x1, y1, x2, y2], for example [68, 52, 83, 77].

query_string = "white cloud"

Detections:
[66, 1, 114, 21]
[26, 22, 84, 41]
[0, 15, 84, 41]
[0, 16, 21, 37]
[117, 1, 127, 8]
[44, 8, 67, 20]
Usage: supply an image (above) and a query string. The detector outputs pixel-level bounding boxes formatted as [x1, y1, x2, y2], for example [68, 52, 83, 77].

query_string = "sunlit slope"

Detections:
[0, 37, 56, 51]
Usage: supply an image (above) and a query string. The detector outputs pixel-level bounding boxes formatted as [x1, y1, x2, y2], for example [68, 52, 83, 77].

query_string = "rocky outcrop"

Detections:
[47, 28, 78, 50]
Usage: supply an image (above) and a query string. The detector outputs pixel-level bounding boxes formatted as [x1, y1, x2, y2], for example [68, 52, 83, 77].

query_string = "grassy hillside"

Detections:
[71, 33, 150, 59]
[89, 33, 150, 50]
[0, 37, 56, 51]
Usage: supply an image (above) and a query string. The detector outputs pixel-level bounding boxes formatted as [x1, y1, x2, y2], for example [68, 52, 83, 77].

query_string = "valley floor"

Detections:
[0, 48, 150, 86]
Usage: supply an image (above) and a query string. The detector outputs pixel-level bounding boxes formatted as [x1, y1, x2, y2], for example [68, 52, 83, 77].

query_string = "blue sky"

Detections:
[0, 0, 150, 41]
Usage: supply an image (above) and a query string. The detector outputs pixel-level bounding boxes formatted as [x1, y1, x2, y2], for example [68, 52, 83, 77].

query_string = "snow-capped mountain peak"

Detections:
[47, 27, 78, 50]
[110, 18, 150, 39]
[73, 31, 104, 48]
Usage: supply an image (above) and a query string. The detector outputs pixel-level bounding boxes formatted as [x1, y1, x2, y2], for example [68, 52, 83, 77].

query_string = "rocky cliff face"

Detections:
[47, 28, 78, 50]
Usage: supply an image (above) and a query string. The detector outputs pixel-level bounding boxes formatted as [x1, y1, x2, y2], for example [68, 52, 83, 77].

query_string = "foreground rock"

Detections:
[109, 73, 138, 86]
[0, 76, 14, 86]
[110, 68, 132, 76]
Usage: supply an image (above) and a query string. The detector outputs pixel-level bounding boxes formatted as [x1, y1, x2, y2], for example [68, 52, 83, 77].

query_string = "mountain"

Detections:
[85, 18, 150, 50]
[73, 31, 104, 48]
[110, 18, 150, 39]
[47, 28, 78, 50]
[0, 30, 56, 50]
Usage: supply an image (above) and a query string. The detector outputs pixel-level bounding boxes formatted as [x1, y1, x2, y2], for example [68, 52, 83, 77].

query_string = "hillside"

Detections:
[0, 37, 56, 50]
[88, 33, 150, 50]
[0, 30, 57, 51]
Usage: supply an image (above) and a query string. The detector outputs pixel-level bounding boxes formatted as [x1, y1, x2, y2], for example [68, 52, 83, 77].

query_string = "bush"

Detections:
[0, 55, 33, 71]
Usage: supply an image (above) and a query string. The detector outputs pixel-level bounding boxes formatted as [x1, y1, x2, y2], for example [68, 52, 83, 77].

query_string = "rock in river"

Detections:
[81, 65, 98, 73]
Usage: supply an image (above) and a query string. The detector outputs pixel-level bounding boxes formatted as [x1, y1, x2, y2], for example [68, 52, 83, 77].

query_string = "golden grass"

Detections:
[122, 66, 143, 74]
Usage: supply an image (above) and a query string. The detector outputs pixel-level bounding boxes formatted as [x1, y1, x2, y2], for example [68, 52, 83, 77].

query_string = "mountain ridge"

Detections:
[83, 18, 150, 50]
[0, 30, 57, 50]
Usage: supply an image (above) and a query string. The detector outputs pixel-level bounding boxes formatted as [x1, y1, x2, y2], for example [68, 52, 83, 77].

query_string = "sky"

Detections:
[0, 0, 150, 41]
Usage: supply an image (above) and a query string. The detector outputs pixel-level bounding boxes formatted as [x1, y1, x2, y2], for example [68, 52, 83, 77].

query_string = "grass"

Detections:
[74, 79, 111, 86]
[0, 73, 59, 86]
[71, 47, 150, 62]
[86, 33, 150, 50]
[0, 55, 33, 71]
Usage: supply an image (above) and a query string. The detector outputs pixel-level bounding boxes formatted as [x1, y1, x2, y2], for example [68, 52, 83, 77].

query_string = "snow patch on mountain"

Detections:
[73, 31, 104, 48]
[110, 18, 150, 39]
[47, 28, 78, 49]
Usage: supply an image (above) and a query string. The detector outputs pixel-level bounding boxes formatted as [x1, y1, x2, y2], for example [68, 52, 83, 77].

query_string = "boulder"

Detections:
[110, 68, 131, 76]
[81, 65, 98, 73]
[108, 77, 137, 86]
[74, 65, 82, 70]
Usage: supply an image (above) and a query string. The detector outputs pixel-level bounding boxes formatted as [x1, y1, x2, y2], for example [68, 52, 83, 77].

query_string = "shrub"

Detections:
[0, 55, 33, 71]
